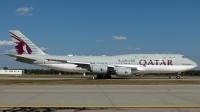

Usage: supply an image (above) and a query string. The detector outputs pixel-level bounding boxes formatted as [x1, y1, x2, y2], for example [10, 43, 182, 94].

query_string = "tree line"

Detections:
[25, 69, 74, 75]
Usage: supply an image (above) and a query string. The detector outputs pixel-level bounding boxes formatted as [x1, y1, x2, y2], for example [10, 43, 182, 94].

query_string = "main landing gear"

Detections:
[96, 74, 111, 79]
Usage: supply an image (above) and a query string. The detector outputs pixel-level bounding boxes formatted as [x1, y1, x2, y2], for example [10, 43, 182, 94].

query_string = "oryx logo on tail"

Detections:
[9, 32, 32, 54]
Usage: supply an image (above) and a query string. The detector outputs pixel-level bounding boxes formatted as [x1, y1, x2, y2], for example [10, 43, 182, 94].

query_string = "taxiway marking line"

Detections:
[1, 90, 200, 92]
[0, 105, 200, 108]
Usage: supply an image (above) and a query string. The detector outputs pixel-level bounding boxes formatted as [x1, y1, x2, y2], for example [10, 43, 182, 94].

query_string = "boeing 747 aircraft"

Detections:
[5, 30, 197, 79]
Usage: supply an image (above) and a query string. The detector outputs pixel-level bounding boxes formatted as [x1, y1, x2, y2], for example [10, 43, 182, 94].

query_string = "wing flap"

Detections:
[114, 65, 146, 72]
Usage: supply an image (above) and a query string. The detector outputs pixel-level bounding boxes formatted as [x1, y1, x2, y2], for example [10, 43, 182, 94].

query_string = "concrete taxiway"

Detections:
[0, 85, 200, 108]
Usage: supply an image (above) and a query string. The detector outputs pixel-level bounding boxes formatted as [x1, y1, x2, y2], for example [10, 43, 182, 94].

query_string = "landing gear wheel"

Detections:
[176, 73, 181, 79]
[97, 75, 101, 79]
[96, 75, 99, 79]
[104, 75, 112, 79]
[97, 75, 111, 79]
[100, 75, 104, 79]
[97, 75, 104, 79]
[104, 75, 107, 79]
[108, 75, 111, 79]
[176, 75, 181, 79]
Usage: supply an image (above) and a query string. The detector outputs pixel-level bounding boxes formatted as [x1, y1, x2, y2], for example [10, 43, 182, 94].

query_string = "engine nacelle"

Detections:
[90, 65, 108, 74]
[115, 67, 132, 77]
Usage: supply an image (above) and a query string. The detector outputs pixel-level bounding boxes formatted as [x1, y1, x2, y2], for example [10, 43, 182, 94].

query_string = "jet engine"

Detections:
[115, 67, 133, 77]
[90, 65, 108, 74]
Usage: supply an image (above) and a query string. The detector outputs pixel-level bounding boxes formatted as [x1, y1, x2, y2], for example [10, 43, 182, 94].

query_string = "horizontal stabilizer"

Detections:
[5, 53, 36, 64]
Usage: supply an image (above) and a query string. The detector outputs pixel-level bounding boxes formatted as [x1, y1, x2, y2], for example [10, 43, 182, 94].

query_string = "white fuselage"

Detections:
[33, 54, 197, 74]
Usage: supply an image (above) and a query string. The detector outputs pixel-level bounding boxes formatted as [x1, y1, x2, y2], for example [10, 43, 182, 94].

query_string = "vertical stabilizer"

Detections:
[9, 30, 45, 55]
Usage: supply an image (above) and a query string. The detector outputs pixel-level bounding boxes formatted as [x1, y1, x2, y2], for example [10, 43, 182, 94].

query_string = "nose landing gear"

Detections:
[176, 75, 181, 79]
[176, 72, 181, 79]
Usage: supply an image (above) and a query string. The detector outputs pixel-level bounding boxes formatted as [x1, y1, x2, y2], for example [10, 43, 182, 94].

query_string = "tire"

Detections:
[109, 76, 111, 79]
[96, 75, 99, 79]
[176, 76, 180, 79]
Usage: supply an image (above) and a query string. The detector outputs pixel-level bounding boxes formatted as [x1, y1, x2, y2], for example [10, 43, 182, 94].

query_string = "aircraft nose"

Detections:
[193, 61, 198, 68]
[190, 61, 198, 69]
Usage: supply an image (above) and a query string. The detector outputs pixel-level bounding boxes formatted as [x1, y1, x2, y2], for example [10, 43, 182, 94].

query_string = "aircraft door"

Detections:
[158, 55, 162, 60]
[158, 55, 162, 71]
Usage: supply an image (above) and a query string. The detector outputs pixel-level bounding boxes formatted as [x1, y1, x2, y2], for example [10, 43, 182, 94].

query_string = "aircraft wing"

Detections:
[46, 58, 144, 71]
[46, 59, 90, 65]
[46, 58, 91, 68]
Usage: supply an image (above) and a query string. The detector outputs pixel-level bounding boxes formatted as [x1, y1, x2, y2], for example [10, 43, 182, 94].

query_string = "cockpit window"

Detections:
[182, 56, 187, 58]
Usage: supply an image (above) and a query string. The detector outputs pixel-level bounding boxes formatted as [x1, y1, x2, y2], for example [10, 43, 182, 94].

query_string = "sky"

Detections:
[0, 0, 200, 70]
